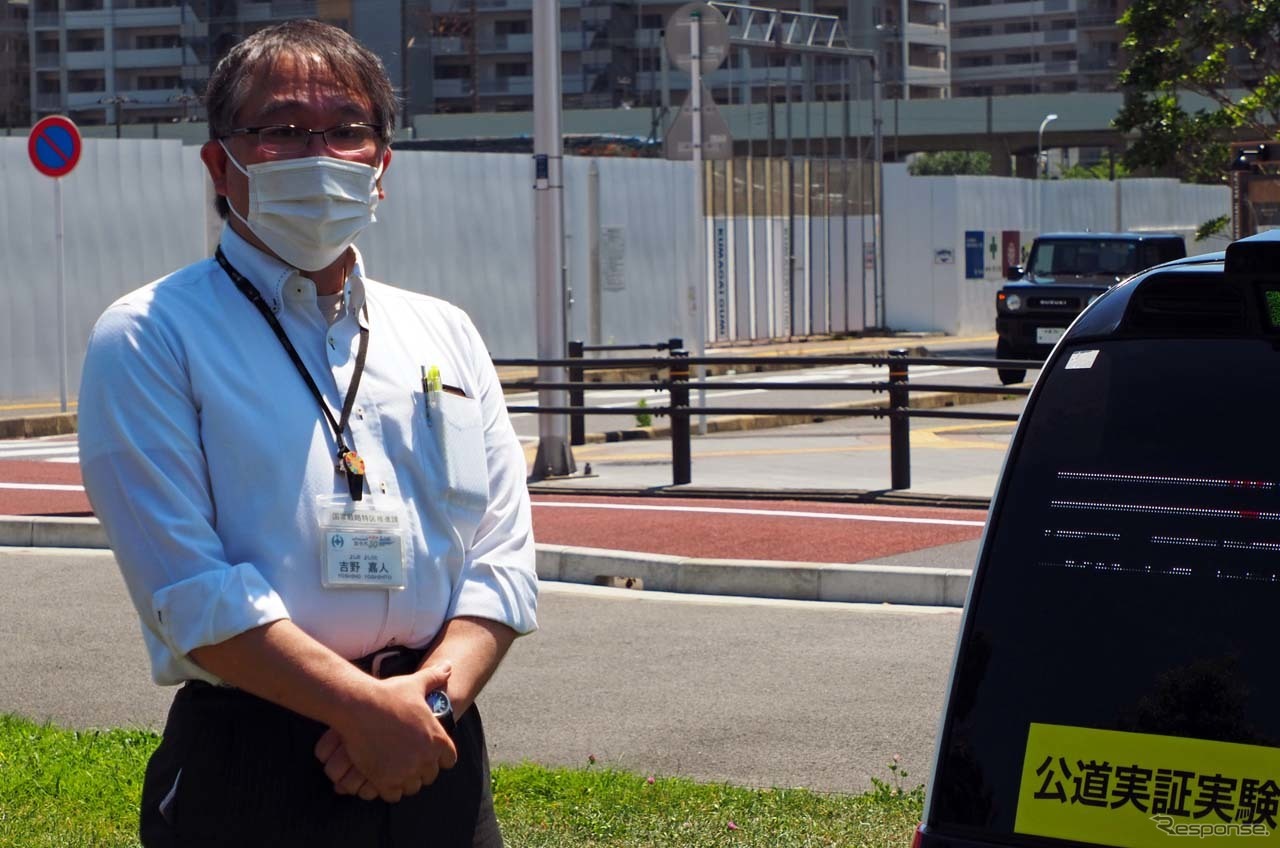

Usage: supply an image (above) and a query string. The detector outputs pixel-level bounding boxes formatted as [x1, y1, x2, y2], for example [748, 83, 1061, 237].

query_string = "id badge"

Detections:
[316, 496, 408, 590]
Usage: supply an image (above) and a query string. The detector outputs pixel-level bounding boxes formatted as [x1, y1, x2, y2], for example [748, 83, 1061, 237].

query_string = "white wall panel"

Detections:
[0, 138, 206, 402]
[884, 164, 1230, 335]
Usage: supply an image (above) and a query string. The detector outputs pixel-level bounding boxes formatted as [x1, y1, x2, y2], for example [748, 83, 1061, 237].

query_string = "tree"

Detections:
[1060, 159, 1132, 180]
[1115, 0, 1280, 183]
[907, 150, 991, 176]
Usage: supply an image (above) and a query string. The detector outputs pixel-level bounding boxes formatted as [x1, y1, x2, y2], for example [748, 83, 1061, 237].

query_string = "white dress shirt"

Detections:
[78, 226, 537, 685]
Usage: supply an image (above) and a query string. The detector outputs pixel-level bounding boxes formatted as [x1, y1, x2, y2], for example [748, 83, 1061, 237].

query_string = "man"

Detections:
[77, 20, 536, 847]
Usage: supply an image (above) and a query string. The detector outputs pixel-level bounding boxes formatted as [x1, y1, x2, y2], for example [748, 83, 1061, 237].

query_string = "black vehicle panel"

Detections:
[927, 336, 1280, 846]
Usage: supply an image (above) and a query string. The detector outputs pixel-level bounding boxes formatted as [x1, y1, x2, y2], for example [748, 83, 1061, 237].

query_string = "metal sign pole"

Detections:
[55, 176, 67, 413]
[691, 11, 708, 436]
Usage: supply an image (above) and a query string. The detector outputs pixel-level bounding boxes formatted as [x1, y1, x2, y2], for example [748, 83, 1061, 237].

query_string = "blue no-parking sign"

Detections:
[28, 115, 82, 179]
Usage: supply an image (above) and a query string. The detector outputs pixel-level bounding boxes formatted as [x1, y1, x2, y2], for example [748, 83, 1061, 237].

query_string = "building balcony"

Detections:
[229, 1, 318, 22]
[474, 0, 582, 10]
[1077, 9, 1119, 28]
[471, 31, 586, 54]
[34, 93, 64, 111]
[65, 49, 108, 70]
[902, 65, 950, 86]
[951, 59, 1077, 82]
[1078, 53, 1117, 71]
[903, 21, 948, 46]
[951, 0, 1078, 23]
[114, 47, 195, 69]
[953, 29, 1076, 53]
[33, 50, 62, 71]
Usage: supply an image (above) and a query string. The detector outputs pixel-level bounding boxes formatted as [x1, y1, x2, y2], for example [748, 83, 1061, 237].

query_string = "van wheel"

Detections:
[996, 339, 1025, 386]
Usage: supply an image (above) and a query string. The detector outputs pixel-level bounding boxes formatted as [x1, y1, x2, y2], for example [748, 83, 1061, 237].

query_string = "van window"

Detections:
[930, 337, 1280, 842]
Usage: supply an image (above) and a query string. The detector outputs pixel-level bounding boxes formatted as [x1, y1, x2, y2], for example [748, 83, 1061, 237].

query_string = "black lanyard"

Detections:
[215, 247, 369, 501]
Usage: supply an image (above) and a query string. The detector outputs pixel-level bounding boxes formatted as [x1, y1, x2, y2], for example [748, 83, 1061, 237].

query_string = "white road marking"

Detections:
[531, 500, 985, 527]
[0, 445, 79, 459]
[0, 482, 85, 492]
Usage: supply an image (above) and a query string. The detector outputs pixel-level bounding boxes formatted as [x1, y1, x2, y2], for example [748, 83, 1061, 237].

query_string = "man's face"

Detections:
[201, 51, 392, 231]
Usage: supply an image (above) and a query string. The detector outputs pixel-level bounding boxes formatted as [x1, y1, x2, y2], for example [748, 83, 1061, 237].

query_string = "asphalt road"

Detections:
[1, 547, 961, 793]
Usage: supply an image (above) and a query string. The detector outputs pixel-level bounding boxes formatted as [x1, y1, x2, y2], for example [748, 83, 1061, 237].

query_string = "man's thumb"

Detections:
[417, 660, 452, 689]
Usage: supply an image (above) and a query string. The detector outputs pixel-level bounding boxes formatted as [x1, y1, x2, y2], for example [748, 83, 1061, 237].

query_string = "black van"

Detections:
[995, 233, 1187, 385]
[915, 230, 1280, 848]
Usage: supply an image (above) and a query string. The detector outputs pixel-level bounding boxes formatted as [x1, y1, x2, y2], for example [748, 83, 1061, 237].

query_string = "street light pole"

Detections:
[1037, 112, 1058, 179]
[531, 0, 575, 479]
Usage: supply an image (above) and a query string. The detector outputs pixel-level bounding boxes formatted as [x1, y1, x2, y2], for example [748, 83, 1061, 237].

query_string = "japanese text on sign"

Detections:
[1016, 724, 1280, 846]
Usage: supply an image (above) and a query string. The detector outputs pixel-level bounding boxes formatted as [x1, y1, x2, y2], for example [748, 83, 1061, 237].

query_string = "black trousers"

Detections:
[139, 681, 502, 847]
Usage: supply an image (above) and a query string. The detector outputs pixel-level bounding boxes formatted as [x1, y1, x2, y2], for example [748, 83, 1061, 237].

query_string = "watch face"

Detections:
[426, 689, 451, 718]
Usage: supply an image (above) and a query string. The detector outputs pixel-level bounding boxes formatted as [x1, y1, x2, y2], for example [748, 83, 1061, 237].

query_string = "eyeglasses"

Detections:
[223, 123, 384, 155]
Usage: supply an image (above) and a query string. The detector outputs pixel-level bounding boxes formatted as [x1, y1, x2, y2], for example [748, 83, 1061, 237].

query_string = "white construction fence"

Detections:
[0, 137, 1229, 404]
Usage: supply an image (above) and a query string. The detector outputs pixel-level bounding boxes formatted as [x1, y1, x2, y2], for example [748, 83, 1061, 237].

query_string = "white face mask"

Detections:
[222, 143, 382, 272]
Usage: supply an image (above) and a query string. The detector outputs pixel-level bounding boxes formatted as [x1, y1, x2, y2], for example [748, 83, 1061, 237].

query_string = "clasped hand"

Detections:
[313, 661, 458, 802]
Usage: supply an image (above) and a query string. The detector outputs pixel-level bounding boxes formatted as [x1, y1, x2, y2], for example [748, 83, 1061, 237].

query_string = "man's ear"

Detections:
[200, 140, 229, 198]
[375, 147, 392, 200]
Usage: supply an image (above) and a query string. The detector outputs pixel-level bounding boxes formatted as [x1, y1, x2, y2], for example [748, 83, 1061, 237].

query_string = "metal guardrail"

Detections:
[495, 342, 1038, 490]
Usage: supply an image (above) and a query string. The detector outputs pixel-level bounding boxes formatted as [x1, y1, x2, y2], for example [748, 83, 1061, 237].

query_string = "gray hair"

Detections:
[204, 20, 398, 218]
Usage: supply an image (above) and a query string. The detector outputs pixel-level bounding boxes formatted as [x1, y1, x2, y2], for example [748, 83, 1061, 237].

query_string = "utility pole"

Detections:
[531, 0, 575, 479]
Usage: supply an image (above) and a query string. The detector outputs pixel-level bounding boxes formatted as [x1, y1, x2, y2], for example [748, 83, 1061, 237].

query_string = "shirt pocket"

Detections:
[427, 392, 491, 519]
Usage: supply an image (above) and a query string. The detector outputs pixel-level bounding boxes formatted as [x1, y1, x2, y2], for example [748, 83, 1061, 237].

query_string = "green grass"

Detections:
[0, 714, 922, 847]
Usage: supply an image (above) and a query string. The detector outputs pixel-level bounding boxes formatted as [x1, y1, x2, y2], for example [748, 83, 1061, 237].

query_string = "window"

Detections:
[957, 56, 994, 68]
[1005, 52, 1034, 64]
[67, 31, 104, 51]
[434, 63, 470, 79]
[496, 62, 529, 77]
[494, 18, 529, 35]
[137, 74, 181, 90]
[136, 34, 182, 49]
[956, 25, 993, 37]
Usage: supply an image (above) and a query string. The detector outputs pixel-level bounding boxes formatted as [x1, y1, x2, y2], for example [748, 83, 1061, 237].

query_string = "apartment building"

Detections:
[404, 0, 948, 114]
[1, 0, 27, 125]
[26, 0, 353, 126]
[17, 0, 949, 126]
[949, 0, 1124, 96]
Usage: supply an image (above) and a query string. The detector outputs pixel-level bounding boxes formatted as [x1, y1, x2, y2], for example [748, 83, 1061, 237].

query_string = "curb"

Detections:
[0, 516, 971, 607]
[0, 413, 77, 440]
[0, 515, 108, 548]
[537, 544, 971, 607]
[525, 484, 991, 510]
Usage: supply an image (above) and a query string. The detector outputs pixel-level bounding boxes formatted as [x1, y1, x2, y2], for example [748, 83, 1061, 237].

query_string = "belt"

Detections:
[351, 644, 428, 680]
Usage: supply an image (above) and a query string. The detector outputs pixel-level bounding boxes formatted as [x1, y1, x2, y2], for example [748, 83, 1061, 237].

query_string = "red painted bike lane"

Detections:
[0, 445, 988, 562]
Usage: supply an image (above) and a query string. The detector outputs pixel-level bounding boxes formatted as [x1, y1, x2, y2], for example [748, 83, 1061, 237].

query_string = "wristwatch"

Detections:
[426, 689, 455, 734]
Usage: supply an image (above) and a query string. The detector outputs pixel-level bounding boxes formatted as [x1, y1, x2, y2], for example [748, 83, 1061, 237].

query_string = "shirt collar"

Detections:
[217, 223, 369, 325]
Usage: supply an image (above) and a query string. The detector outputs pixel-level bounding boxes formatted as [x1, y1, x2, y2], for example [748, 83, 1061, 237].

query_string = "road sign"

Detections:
[28, 116, 82, 179]
[664, 88, 733, 160]
[664, 2, 730, 75]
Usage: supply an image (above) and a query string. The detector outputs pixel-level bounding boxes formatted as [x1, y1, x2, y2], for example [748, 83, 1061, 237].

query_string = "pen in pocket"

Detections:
[423, 365, 442, 411]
